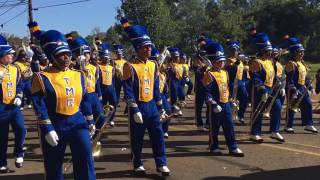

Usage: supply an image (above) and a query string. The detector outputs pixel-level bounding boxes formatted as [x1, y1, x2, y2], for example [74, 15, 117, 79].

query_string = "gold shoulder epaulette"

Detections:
[285, 61, 297, 73]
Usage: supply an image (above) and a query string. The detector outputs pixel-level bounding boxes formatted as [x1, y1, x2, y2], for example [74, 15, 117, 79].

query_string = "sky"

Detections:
[0, 0, 121, 37]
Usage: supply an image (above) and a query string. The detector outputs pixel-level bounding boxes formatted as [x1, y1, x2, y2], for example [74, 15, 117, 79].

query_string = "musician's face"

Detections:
[172, 56, 180, 63]
[213, 60, 225, 69]
[263, 50, 272, 59]
[295, 50, 304, 60]
[231, 48, 239, 57]
[0, 53, 14, 65]
[54, 52, 71, 69]
[84, 52, 91, 63]
[137, 45, 152, 60]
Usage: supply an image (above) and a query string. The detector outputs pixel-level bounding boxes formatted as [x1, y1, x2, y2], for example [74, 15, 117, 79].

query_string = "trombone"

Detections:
[289, 77, 314, 113]
[64, 104, 115, 173]
[262, 78, 285, 118]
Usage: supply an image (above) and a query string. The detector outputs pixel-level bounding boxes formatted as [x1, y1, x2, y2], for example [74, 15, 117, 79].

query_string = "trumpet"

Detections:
[230, 64, 240, 122]
[64, 105, 115, 173]
[262, 78, 285, 118]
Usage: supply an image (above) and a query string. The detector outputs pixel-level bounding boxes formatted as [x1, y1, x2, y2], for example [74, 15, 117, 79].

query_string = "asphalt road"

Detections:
[1, 95, 320, 180]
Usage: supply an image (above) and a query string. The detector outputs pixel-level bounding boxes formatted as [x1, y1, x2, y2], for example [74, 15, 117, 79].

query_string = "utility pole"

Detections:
[28, 0, 34, 43]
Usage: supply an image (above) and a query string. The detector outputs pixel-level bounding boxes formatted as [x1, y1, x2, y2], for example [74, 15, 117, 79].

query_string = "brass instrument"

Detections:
[249, 93, 269, 129]
[262, 78, 285, 118]
[231, 77, 239, 122]
[158, 46, 169, 65]
[197, 54, 212, 67]
[290, 77, 313, 113]
[64, 105, 115, 173]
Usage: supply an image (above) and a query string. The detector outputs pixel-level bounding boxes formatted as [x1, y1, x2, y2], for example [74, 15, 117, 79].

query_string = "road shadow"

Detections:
[202, 165, 320, 180]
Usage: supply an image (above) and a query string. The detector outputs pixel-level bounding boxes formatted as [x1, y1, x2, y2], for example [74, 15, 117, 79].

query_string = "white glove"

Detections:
[133, 112, 143, 124]
[0, 71, 5, 83]
[213, 105, 222, 113]
[13, 98, 22, 107]
[45, 131, 59, 147]
[159, 109, 169, 122]
[309, 89, 316, 96]
[280, 88, 286, 97]
[89, 124, 96, 138]
[186, 77, 190, 82]
[261, 93, 269, 102]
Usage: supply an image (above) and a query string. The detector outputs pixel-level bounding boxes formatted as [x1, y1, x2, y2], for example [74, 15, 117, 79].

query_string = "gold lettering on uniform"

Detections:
[63, 77, 69, 85]
[66, 98, 75, 107]
[6, 73, 11, 81]
[66, 87, 75, 96]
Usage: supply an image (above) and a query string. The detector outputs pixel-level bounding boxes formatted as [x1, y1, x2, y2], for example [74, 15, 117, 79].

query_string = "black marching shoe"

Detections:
[15, 157, 23, 168]
[229, 148, 245, 157]
[157, 166, 171, 176]
[134, 165, 146, 176]
[0, 166, 11, 174]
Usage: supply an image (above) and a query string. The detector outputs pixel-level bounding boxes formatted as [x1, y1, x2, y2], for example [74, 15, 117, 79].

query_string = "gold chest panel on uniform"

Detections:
[131, 60, 155, 102]
[228, 58, 243, 80]
[99, 64, 113, 85]
[257, 59, 275, 87]
[85, 64, 97, 93]
[173, 63, 183, 80]
[276, 62, 283, 78]
[209, 70, 229, 103]
[0, 65, 18, 104]
[182, 64, 189, 76]
[296, 61, 307, 85]
[159, 72, 166, 93]
[42, 68, 83, 115]
[115, 59, 126, 77]
[15, 61, 28, 74]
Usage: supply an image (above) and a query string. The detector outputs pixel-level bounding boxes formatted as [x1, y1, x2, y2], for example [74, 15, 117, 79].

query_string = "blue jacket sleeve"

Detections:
[153, 65, 163, 111]
[122, 63, 139, 114]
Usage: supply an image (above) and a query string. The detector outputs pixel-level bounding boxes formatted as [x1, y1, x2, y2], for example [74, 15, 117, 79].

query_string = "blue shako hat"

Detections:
[0, 35, 15, 58]
[287, 37, 304, 53]
[39, 30, 71, 61]
[113, 44, 123, 55]
[150, 46, 160, 60]
[120, 18, 152, 50]
[205, 42, 226, 62]
[180, 51, 187, 60]
[69, 37, 91, 57]
[226, 40, 240, 51]
[253, 33, 272, 52]
[99, 43, 110, 58]
[168, 47, 180, 57]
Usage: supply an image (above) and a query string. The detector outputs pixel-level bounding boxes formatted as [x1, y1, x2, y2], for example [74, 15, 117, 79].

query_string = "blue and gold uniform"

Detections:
[180, 52, 193, 97]
[0, 37, 26, 171]
[249, 33, 283, 142]
[113, 44, 126, 105]
[202, 42, 243, 156]
[225, 41, 248, 122]
[14, 52, 33, 108]
[69, 37, 105, 135]
[28, 23, 95, 180]
[285, 37, 317, 133]
[97, 43, 117, 126]
[167, 48, 185, 113]
[121, 17, 170, 175]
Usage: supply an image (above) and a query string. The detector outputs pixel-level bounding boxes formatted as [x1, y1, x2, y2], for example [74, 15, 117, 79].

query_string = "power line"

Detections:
[0, 7, 27, 27]
[33, 0, 91, 10]
[0, 1, 25, 17]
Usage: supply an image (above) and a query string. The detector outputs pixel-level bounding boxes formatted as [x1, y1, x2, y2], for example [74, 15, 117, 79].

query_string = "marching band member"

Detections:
[69, 37, 106, 136]
[284, 37, 318, 133]
[272, 45, 285, 106]
[97, 43, 117, 127]
[180, 52, 193, 99]
[14, 48, 34, 110]
[0, 35, 26, 173]
[225, 40, 248, 124]
[167, 47, 184, 116]
[249, 33, 285, 143]
[113, 44, 126, 105]
[202, 42, 244, 156]
[29, 22, 96, 180]
[193, 36, 214, 131]
[150, 46, 172, 139]
[121, 18, 171, 176]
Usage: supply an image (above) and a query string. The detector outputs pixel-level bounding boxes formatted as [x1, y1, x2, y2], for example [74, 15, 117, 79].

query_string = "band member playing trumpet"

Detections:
[284, 37, 318, 133]
[0, 35, 26, 173]
[202, 42, 244, 156]
[121, 18, 171, 176]
[225, 40, 248, 124]
[113, 44, 126, 105]
[29, 22, 96, 179]
[249, 33, 285, 143]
